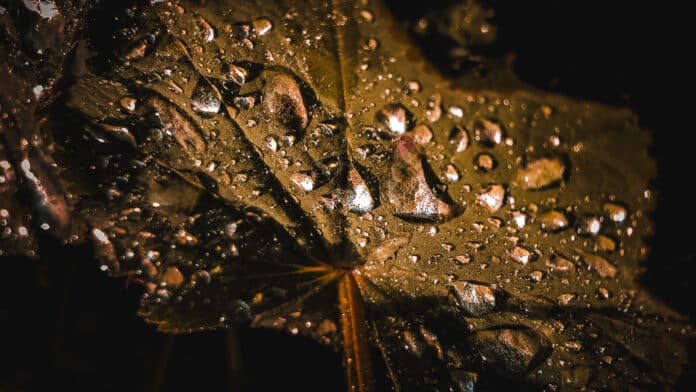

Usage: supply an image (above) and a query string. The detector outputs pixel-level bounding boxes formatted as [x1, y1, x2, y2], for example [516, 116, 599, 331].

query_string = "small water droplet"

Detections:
[443, 163, 460, 183]
[290, 172, 314, 192]
[603, 202, 627, 223]
[252, 18, 273, 36]
[119, 96, 137, 112]
[578, 216, 602, 235]
[545, 254, 574, 271]
[474, 119, 503, 146]
[223, 63, 248, 86]
[511, 211, 528, 228]
[196, 16, 216, 42]
[538, 210, 568, 232]
[474, 153, 496, 172]
[376, 103, 412, 135]
[412, 124, 433, 145]
[449, 126, 469, 152]
[509, 246, 532, 265]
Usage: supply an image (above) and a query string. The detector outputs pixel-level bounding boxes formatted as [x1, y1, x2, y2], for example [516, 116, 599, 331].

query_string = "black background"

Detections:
[1, 1, 693, 391]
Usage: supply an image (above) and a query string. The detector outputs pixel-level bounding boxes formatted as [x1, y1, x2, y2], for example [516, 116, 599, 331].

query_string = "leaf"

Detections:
[8, 0, 693, 390]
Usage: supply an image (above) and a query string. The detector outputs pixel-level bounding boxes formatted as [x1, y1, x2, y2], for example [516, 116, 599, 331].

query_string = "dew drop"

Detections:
[450, 281, 496, 317]
[513, 157, 565, 190]
[443, 164, 460, 183]
[223, 63, 248, 86]
[476, 184, 505, 212]
[263, 72, 308, 130]
[474, 119, 503, 146]
[252, 18, 273, 36]
[538, 210, 568, 232]
[474, 153, 496, 172]
[603, 202, 627, 223]
[412, 124, 433, 145]
[191, 78, 222, 115]
[376, 103, 412, 135]
[290, 172, 314, 192]
[344, 166, 375, 213]
[449, 126, 469, 152]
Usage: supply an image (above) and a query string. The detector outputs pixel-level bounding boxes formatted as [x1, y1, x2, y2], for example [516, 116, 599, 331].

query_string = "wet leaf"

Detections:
[1, 1, 692, 391]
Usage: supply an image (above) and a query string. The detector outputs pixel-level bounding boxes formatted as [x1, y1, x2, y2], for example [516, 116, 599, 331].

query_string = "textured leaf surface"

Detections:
[1, 0, 691, 390]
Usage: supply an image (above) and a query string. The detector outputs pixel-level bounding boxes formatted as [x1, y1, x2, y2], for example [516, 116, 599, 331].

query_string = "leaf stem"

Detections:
[338, 271, 374, 392]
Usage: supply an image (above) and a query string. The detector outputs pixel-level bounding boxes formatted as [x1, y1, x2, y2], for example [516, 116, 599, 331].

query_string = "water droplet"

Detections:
[443, 164, 460, 183]
[412, 124, 433, 145]
[290, 172, 314, 192]
[509, 246, 532, 265]
[538, 210, 568, 232]
[545, 254, 574, 271]
[577, 216, 602, 235]
[344, 166, 375, 213]
[603, 202, 627, 223]
[557, 293, 575, 305]
[425, 94, 442, 122]
[511, 211, 528, 228]
[223, 63, 248, 86]
[386, 135, 453, 222]
[99, 124, 137, 147]
[119, 96, 137, 112]
[264, 135, 278, 151]
[252, 18, 273, 36]
[471, 328, 549, 375]
[359, 9, 375, 23]
[364, 37, 379, 51]
[476, 184, 505, 212]
[376, 103, 412, 135]
[474, 153, 496, 172]
[450, 281, 496, 317]
[579, 252, 617, 278]
[529, 270, 543, 282]
[449, 126, 469, 152]
[594, 235, 616, 252]
[474, 119, 503, 146]
[407, 80, 421, 92]
[513, 157, 565, 190]
[191, 79, 222, 115]
[162, 266, 184, 288]
[367, 236, 409, 263]
[264, 72, 308, 130]
[196, 16, 216, 42]
[448, 106, 464, 118]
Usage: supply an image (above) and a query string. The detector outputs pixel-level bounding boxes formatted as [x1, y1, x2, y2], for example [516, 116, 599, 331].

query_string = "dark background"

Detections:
[1, 1, 693, 391]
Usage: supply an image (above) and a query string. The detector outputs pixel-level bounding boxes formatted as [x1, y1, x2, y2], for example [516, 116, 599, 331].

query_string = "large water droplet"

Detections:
[450, 281, 496, 317]
[474, 119, 503, 146]
[513, 157, 565, 190]
[263, 72, 308, 130]
[470, 328, 550, 375]
[191, 78, 222, 115]
[376, 103, 412, 136]
[385, 135, 453, 222]
[476, 184, 505, 212]
[344, 166, 374, 213]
